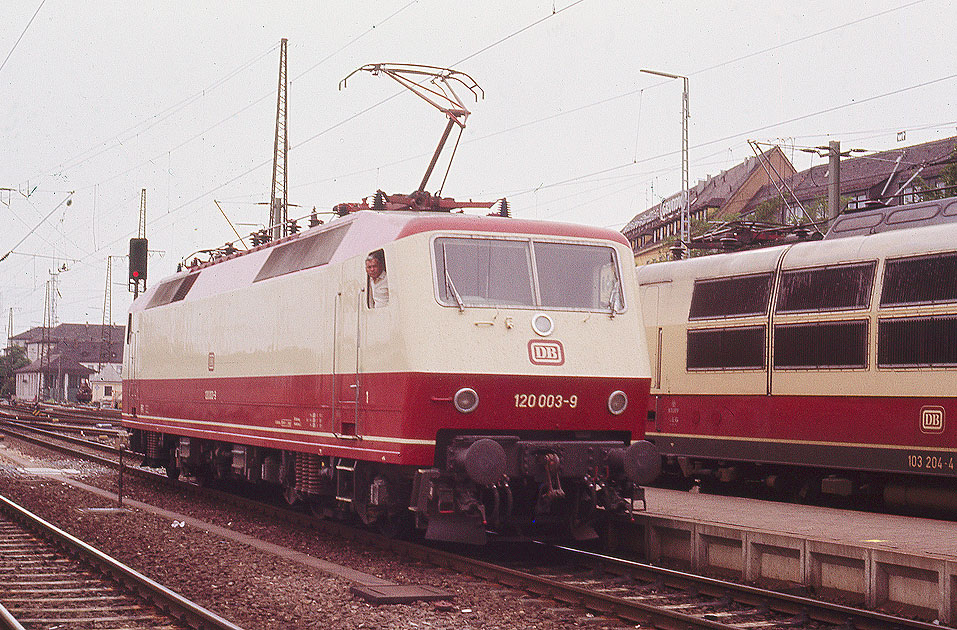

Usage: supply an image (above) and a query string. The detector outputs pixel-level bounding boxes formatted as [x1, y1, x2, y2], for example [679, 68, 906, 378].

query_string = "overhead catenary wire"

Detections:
[0, 193, 74, 263]
[37, 44, 281, 181]
[0, 0, 46, 75]
[4, 1, 950, 325]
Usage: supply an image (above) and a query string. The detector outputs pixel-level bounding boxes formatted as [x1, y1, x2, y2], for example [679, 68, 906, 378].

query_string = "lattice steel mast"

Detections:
[269, 38, 289, 241]
[99, 256, 112, 371]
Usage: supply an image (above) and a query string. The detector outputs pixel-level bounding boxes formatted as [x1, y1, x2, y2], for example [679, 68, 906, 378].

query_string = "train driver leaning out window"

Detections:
[365, 249, 389, 308]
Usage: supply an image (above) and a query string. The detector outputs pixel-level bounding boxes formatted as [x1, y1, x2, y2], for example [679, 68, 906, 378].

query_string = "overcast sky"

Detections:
[1, 0, 954, 330]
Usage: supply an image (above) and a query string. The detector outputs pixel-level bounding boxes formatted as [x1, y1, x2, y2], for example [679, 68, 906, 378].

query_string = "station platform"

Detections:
[619, 487, 957, 624]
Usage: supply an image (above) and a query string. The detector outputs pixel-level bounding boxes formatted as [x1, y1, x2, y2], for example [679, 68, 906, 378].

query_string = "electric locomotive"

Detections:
[637, 195, 957, 511]
[123, 191, 659, 544]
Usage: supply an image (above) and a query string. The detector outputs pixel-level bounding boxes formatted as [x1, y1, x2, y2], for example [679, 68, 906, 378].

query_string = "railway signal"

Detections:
[129, 189, 148, 297]
[128, 238, 147, 295]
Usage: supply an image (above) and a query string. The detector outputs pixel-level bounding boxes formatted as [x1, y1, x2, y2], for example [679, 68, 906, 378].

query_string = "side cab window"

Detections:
[365, 249, 389, 309]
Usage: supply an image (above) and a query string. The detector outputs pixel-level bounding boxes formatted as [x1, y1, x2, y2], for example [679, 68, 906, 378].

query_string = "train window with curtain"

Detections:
[687, 326, 766, 370]
[878, 316, 957, 367]
[880, 252, 957, 306]
[776, 262, 876, 313]
[688, 273, 773, 319]
[773, 320, 868, 369]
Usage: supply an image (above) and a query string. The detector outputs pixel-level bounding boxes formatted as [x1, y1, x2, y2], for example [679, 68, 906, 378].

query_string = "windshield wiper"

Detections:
[442, 245, 466, 312]
[607, 250, 623, 317]
[608, 275, 622, 316]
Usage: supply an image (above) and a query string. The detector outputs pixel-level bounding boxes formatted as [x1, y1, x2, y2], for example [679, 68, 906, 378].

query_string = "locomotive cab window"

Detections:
[365, 249, 389, 308]
[432, 236, 623, 311]
[534, 241, 623, 311]
[145, 272, 200, 309]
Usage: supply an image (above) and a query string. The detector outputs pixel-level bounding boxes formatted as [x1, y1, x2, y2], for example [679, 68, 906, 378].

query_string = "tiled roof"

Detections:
[10, 323, 124, 361]
[622, 148, 778, 236]
[11, 323, 123, 343]
[15, 353, 97, 375]
[743, 135, 957, 213]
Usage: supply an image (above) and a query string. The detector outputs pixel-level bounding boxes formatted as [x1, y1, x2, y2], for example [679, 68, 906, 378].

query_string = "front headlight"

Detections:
[607, 390, 628, 415]
[454, 387, 479, 413]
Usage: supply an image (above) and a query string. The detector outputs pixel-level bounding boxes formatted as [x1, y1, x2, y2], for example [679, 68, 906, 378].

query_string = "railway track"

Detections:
[481, 542, 945, 630]
[0, 494, 244, 630]
[0, 410, 947, 629]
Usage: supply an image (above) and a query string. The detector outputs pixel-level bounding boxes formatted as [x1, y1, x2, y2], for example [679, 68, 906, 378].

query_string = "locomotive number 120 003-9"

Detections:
[514, 393, 578, 409]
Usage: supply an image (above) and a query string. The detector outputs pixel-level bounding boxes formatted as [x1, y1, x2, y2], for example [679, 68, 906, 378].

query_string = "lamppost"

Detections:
[799, 141, 865, 224]
[641, 68, 689, 258]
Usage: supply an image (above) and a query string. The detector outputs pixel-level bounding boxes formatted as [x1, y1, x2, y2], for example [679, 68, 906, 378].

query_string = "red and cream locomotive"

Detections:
[637, 195, 957, 511]
[122, 191, 659, 543]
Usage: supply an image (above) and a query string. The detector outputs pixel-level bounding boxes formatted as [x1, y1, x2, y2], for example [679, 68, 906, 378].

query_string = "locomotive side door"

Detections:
[639, 283, 663, 433]
[332, 262, 364, 437]
[125, 314, 137, 413]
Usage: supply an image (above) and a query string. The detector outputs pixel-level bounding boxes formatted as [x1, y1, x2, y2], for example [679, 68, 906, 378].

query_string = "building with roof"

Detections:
[90, 363, 123, 408]
[9, 323, 124, 403]
[623, 136, 957, 264]
[14, 354, 95, 402]
[741, 135, 957, 217]
[623, 146, 796, 264]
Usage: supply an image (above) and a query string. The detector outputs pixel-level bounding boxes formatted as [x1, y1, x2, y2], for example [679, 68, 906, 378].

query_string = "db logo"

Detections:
[528, 340, 565, 366]
[920, 406, 945, 434]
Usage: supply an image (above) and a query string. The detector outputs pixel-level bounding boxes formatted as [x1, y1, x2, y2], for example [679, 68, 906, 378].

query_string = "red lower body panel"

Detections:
[649, 394, 957, 477]
[124, 372, 650, 465]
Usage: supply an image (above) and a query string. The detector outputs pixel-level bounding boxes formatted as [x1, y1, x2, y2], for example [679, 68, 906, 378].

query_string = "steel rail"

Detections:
[0, 417, 119, 459]
[0, 602, 27, 630]
[0, 494, 246, 630]
[543, 542, 944, 630]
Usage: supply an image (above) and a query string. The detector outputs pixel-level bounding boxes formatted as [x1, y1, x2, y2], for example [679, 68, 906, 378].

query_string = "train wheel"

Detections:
[283, 485, 300, 506]
[165, 462, 180, 481]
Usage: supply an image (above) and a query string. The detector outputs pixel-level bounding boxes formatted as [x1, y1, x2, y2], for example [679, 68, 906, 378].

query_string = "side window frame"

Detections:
[366, 249, 388, 309]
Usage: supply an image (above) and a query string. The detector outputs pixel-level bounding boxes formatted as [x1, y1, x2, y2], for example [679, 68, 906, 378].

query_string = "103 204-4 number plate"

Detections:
[906, 453, 955, 471]
[514, 393, 577, 409]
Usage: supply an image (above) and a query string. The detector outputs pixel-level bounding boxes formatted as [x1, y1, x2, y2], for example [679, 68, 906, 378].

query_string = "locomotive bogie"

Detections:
[124, 210, 656, 543]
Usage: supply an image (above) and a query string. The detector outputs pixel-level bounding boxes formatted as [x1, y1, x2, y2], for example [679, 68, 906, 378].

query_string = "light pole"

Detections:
[799, 141, 865, 224]
[642, 68, 689, 258]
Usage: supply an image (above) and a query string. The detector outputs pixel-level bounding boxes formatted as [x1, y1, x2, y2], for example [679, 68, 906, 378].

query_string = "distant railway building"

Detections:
[8, 323, 124, 403]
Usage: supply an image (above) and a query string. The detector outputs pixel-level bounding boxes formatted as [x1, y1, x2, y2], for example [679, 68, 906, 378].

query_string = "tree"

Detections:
[0, 345, 29, 399]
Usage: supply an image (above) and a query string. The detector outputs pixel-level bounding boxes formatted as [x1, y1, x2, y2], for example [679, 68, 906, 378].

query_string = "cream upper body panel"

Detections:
[126, 213, 649, 382]
[387, 231, 648, 378]
[635, 220, 957, 398]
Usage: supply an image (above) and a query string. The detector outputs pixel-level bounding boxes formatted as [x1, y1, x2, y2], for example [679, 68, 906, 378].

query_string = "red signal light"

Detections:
[129, 237, 148, 284]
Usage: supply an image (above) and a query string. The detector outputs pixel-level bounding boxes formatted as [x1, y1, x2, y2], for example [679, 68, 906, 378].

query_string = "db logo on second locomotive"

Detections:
[920, 406, 945, 434]
[528, 339, 565, 365]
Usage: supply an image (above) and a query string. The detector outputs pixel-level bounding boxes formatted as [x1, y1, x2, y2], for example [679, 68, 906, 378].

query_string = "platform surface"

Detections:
[643, 487, 957, 561]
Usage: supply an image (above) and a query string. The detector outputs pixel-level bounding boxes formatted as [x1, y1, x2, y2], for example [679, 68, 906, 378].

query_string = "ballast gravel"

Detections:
[0, 438, 632, 629]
